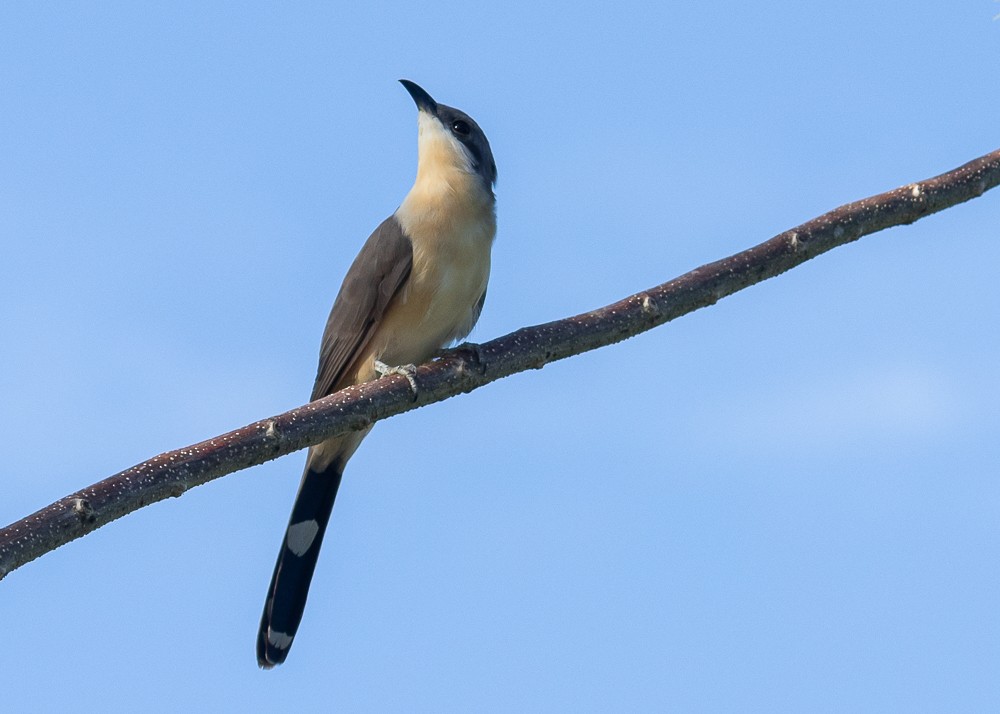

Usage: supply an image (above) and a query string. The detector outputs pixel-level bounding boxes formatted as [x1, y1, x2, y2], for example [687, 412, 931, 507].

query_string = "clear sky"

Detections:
[2, 2, 999, 712]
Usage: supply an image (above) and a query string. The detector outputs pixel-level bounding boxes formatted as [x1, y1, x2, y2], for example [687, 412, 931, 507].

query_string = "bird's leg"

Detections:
[436, 341, 484, 373]
[373, 360, 419, 397]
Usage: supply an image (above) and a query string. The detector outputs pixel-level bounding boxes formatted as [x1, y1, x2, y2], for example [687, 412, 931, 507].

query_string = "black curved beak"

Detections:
[399, 79, 438, 114]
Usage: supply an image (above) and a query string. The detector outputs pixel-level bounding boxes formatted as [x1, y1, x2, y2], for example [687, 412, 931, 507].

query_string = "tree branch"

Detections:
[2, 148, 999, 579]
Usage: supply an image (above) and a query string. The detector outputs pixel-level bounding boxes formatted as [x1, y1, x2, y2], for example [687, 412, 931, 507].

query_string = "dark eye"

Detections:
[451, 120, 471, 136]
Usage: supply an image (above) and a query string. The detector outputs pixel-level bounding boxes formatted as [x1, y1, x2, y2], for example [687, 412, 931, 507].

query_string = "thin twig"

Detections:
[2, 148, 998, 579]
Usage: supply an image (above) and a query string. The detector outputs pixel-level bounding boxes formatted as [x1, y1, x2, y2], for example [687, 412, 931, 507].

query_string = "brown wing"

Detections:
[310, 215, 413, 401]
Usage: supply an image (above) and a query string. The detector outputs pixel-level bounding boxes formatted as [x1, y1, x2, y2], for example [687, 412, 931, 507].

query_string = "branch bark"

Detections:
[2, 148, 999, 579]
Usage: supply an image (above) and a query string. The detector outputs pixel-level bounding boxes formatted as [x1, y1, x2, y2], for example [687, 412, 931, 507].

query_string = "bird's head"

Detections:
[400, 79, 497, 194]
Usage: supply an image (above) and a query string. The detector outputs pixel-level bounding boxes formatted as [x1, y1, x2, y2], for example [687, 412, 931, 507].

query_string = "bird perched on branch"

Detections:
[257, 80, 497, 668]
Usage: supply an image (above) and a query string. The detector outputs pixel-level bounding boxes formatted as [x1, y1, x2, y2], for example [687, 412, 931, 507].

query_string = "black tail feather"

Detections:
[257, 463, 343, 668]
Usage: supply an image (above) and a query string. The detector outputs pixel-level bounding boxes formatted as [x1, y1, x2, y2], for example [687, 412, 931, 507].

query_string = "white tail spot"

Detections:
[286, 519, 320, 556]
[268, 629, 293, 649]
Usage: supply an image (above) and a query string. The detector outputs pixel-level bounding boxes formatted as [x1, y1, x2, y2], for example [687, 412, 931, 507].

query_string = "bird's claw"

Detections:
[373, 360, 419, 397]
[437, 342, 484, 373]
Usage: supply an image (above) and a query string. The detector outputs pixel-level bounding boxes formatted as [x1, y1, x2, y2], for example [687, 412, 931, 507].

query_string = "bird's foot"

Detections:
[437, 342, 484, 373]
[373, 360, 419, 397]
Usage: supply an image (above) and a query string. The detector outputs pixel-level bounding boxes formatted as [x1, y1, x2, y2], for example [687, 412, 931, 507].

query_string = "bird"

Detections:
[256, 80, 497, 668]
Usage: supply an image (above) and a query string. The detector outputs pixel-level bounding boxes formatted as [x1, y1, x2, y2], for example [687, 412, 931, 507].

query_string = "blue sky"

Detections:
[2, 2, 998, 711]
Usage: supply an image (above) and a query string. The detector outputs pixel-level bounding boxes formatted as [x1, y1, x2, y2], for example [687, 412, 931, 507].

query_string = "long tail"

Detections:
[257, 462, 344, 668]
